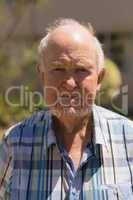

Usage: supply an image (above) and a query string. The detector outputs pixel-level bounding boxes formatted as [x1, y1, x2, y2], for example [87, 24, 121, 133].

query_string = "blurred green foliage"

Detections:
[97, 58, 122, 105]
[0, 40, 45, 128]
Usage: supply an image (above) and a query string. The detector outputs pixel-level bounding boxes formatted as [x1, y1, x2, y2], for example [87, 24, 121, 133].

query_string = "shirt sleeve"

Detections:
[0, 132, 13, 199]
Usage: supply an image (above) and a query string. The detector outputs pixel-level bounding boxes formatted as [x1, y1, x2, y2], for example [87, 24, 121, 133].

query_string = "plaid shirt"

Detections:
[0, 105, 133, 200]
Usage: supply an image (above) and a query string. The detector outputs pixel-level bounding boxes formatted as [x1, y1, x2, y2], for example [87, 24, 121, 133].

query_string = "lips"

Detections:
[59, 94, 81, 107]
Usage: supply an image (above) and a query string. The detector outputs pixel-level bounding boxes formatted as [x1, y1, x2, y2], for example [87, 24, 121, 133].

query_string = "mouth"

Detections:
[59, 94, 81, 107]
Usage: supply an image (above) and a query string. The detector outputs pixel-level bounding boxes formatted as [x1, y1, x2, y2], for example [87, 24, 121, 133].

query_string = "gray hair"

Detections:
[38, 18, 104, 70]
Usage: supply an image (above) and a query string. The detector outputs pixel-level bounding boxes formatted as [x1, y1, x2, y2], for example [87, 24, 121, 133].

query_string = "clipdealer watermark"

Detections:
[5, 85, 129, 115]
[5, 85, 43, 112]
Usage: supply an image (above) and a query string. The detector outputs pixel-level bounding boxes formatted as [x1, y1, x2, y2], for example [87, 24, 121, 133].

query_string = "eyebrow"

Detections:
[50, 59, 95, 69]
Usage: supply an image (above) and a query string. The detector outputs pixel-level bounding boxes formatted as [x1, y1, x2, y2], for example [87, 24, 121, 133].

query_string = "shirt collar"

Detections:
[47, 128, 57, 147]
[44, 105, 110, 152]
[42, 111, 57, 152]
[93, 105, 110, 152]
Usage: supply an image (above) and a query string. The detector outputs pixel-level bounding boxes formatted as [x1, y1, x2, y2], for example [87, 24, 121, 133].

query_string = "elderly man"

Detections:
[0, 19, 133, 200]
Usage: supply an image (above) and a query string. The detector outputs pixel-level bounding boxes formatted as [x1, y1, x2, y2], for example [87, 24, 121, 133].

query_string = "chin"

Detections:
[51, 106, 92, 118]
[64, 107, 79, 116]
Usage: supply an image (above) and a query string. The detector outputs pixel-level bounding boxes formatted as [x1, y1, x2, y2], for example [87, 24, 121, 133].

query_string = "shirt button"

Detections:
[71, 188, 80, 199]
[71, 187, 76, 194]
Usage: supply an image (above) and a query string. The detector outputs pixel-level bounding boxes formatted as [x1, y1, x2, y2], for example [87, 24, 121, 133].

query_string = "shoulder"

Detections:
[3, 109, 49, 146]
[95, 105, 133, 135]
[95, 105, 132, 121]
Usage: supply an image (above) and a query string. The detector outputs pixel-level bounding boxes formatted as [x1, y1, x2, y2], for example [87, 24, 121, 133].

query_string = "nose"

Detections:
[63, 76, 77, 91]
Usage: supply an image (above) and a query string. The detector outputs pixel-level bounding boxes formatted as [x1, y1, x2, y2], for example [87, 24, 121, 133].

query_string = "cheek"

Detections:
[44, 88, 59, 107]
[81, 76, 98, 92]
[81, 77, 98, 105]
[46, 73, 64, 87]
[42, 79, 58, 105]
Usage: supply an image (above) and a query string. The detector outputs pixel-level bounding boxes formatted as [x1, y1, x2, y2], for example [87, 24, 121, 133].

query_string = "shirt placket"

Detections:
[60, 145, 94, 200]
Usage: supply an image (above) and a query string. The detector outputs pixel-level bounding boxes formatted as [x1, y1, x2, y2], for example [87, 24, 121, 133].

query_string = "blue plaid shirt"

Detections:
[0, 105, 133, 200]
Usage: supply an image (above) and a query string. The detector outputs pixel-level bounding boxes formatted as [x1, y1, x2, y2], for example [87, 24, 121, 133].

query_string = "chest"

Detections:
[9, 143, 133, 200]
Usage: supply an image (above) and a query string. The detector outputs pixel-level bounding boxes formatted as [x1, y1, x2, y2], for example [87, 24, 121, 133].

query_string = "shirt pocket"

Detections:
[101, 183, 133, 200]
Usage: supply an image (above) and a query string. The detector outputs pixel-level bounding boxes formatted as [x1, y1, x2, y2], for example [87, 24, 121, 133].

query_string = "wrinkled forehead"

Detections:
[43, 26, 97, 66]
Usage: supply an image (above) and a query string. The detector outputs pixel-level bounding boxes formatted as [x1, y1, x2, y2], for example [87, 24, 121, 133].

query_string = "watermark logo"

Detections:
[5, 85, 43, 112]
[4, 84, 129, 115]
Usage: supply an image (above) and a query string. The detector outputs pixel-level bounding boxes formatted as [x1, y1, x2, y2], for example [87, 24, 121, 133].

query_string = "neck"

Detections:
[52, 112, 93, 152]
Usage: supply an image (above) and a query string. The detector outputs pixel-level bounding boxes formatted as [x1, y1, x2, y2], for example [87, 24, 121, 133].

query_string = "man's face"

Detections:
[39, 26, 104, 117]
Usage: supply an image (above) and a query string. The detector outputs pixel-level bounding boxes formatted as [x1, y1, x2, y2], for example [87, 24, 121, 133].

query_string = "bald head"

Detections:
[47, 24, 94, 50]
[38, 18, 104, 70]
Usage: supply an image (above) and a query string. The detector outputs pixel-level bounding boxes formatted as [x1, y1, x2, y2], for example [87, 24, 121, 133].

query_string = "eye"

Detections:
[52, 68, 66, 72]
[75, 68, 88, 73]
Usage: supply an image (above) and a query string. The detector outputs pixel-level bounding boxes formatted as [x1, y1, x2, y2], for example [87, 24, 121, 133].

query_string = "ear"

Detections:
[97, 68, 106, 92]
[36, 63, 45, 83]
